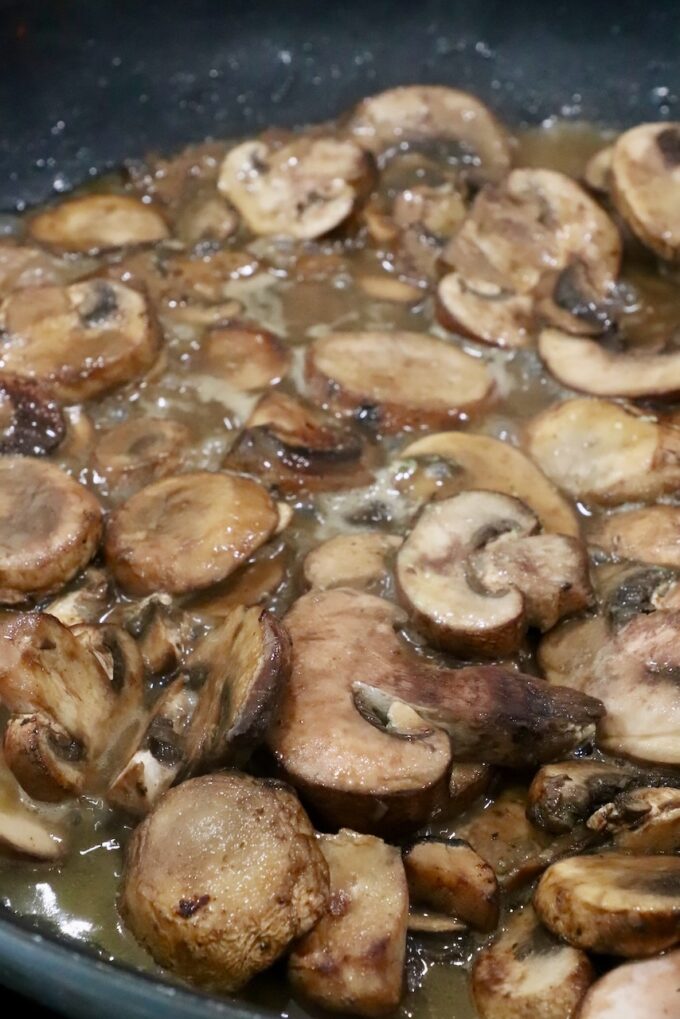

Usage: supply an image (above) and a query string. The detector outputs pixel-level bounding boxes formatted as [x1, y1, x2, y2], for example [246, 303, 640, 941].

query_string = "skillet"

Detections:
[0, 0, 679, 1015]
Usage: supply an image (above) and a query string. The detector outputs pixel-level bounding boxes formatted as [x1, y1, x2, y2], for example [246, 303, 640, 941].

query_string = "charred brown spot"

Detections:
[176, 894, 210, 918]
[329, 890, 351, 917]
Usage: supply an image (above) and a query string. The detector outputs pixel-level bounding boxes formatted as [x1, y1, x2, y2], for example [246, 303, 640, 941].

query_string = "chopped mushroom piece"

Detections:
[587, 787, 680, 852]
[0, 457, 101, 603]
[105, 471, 279, 596]
[0, 280, 161, 402]
[288, 830, 408, 1017]
[396, 490, 591, 656]
[527, 761, 641, 834]
[348, 86, 511, 185]
[218, 136, 370, 239]
[28, 194, 169, 252]
[0, 756, 65, 860]
[472, 905, 593, 1019]
[121, 773, 329, 991]
[525, 398, 680, 505]
[194, 321, 290, 391]
[303, 532, 402, 591]
[0, 374, 65, 456]
[306, 331, 494, 432]
[611, 122, 680, 260]
[91, 418, 191, 497]
[45, 568, 111, 628]
[534, 853, 680, 957]
[115, 595, 189, 677]
[403, 838, 499, 932]
[590, 506, 680, 568]
[539, 327, 680, 398]
[576, 949, 680, 1019]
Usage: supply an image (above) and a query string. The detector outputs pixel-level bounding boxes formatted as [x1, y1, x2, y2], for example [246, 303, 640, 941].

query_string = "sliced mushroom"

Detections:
[403, 838, 499, 932]
[28, 194, 169, 252]
[71, 622, 144, 728]
[472, 905, 594, 1019]
[401, 431, 580, 537]
[527, 761, 642, 834]
[448, 763, 492, 813]
[539, 327, 680, 397]
[174, 195, 239, 247]
[437, 273, 534, 349]
[186, 545, 288, 618]
[306, 331, 494, 432]
[194, 321, 290, 391]
[525, 398, 680, 505]
[182, 606, 290, 772]
[0, 457, 101, 603]
[0, 244, 67, 298]
[0, 374, 65, 456]
[584, 145, 613, 197]
[107, 676, 197, 815]
[218, 136, 370, 239]
[534, 853, 680, 957]
[396, 490, 591, 656]
[348, 86, 511, 184]
[121, 773, 329, 991]
[45, 568, 110, 628]
[91, 418, 191, 496]
[0, 756, 65, 860]
[537, 261, 616, 337]
[357, 273, 424, 304]
[303, 532, 402, 591]
[590, 506, 680, 568]
[576, 949, 680, 1019]
[379, 183, 468, 282]
[0, 280, 161, 402]
[105, 470, 279, 596]
[114, 595, 189, 677]
[611, 123, 680, 260]
[587, 787, 680, 852]
[288, 830, 408, 1017]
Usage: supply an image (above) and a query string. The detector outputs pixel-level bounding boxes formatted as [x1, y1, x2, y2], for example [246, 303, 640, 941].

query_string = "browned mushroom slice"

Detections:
[71, 623, 145, 730]
[194, 321, 290, 391]
[28, 194, 168, 252]
[536, 260, 616, 337]
[448, 763, 492, 813]
[121, 773, 329, 991]
[534, 853, 680, 957]
[303, 532, 402, 591]
[396, 490, 591, 656]
[525, 398, 680, 505]
[587, 787, 680, 853]
[539, 327, 680, 397]
[0, 457, 101, 603]
[401, 431, 580, 537]
[436, 272, 534, 349]
[577, 950, 680, 1019]
[174, 195, 239, 247]
[186, 545, 288, 618]
[590, 505, 680, 567]
[288, 830, 408, 1017]
[0, 757, 66, 860]
[107, 676, 197, 815]
[306, 331, 494, 432]
[584, 145, 614, 196]
[3, 711, 87, 802]
[0, 280, 161, 402]
[403, 838, 499, 932]
[105, 471, 279, 596]
[0, 244, 68, 298]
[45, 568, 111, 628]
[91, 418, 191, 496]
[218, 136, 370, 239]
[527, 760, 641, 834]
[348, 86, 511, 184]
[0, 374, 65, 456]
[127, 140, 227, 209]
[611, 123, 680, 260]
[226, 390, 373, 493]
[386, 183, 468, 281]
[114, 595, 189, 676]
[182, 606, 290, 772]
[357, 274, 424, 304]
[472, 905, 594, 1019]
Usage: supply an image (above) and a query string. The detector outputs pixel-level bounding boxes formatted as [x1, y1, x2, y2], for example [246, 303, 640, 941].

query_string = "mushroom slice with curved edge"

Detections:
[0, 374, 65, 456]
[436, 273, 534, 350]
[71, 623, 145, 733]
[347, 86, 511, 185]
[471, 905, 594, 1019]
[537, 261, 616, 337]
[611, 122, 680, 260]
[91, 418, 191, 497]
[539, 327, 680, 398]
[303, 532, 402, 592]
[306, 331, 494, 433]
[401, 431, 580, 537]
[121, 772, 329, 991]
[448, 763, 492, 814]
[182, 605, 290, 772]
[288, 830, 408, 1017]
[534, 853, 680, 957]
[590, 505, 680, 568]
[28, 193, 169, 252]
[576, 949, 680, 1019]
[525, 398, 680, 505]
[396, 490, 591, 657]
[403, 837, 499, 932]
[0, 756, 66, 860]
[0, 457, 102, 604]
[186, 544, 289, 619]
[407, 911, 467, 935]
[388, 183, 468, 281]
[218, 136, 370, 239]
[45, 568, 111, 628]
[194, 321, 290, 391]
[107, 676, 197, 816]
[0, 244, 68, 298]
[0, 280, 161, 402]
[527, 761, 642, 834]
[105, 470, 279, 596]
[584, 145, 614, 197]
[587, 787, 680, 853]
[112, 595, 190, 677]
[226, 390, 373, 494]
